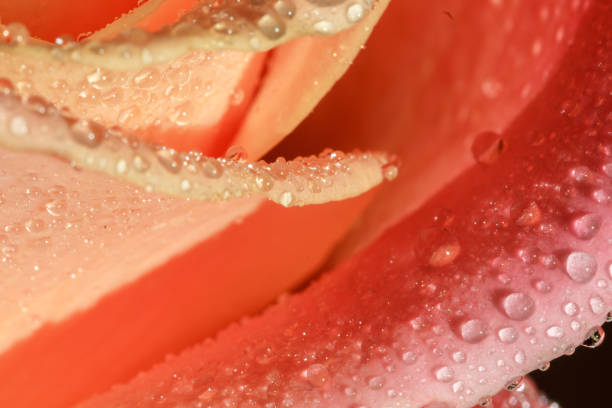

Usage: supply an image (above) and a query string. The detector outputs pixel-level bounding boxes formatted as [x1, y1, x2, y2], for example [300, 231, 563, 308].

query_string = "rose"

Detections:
[0, 0, 609, 407]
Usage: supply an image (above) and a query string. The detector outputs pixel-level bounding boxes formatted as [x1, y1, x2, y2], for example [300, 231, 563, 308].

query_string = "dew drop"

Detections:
[505, 376, 524, 391]
[225, 145, 248, 161]
[132, 155, 150, 172]
[274, 0, 296, 18]
[9, 116, 29, 136]
[533, 280, 552, 293]
[401, 351, 418, 364]
[257, 13, 286, 40]
[346, 3, 365, 23]
[607, 312, 612, 323]
[44, 199, 66, 217]
[570, 213, 602, 240]
[497, 327, 518, 343]
[428, 242, 461, 267]
[570, 166, 592, 182]
[565, 251, 597, 283]
[367, 375, 385, 390]
[201, 158, 223, 179]
[602, 163, 612, 177]
[433, 366, 454, 383]
[458, 319, 488, 343]
[24, 218, 45, 233]
[589, 295, 605, 314]
[451, 351, 466, 363]
[303, 364, 330, 387]
[538, 361, 551, 371]
[501, 292, 535, 320]
[582, 326, 605, 348]
[513, 350, 526, 364]
[155, 148, 182, 174]
[115, 159, 128, 175]
[471, 131, 504, 164]
[71, 120, 104, 148]
[563, 302, 579, 316]
[545, 326, 564, 338]
[477, 396, 493, 407]
[382, 163, 399, 181]
[279, 191, 294, 208]
[571, 320, 581, 331]
[451, 381, 464, 393]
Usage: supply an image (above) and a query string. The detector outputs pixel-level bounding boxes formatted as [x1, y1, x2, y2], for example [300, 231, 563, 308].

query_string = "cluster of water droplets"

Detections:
[0, 83, 394, 207]
[0, 0, 376, 69]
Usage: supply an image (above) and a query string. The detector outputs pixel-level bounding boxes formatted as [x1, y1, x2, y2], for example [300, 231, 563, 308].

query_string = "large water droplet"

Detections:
[458, 319, 488, 343]
[501, 292, 535, 320]
[538, 361, 551, 371]
[570, 213, 602, 240]
[565, 251, 597, 283]
[582, 326, 605, 348]
[9, 116, 29, 136]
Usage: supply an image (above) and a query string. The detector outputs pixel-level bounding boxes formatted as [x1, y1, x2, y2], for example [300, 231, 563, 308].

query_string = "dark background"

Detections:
[531, 321, 612, 406]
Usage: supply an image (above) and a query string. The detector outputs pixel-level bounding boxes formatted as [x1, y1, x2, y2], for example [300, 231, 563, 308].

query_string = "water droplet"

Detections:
[132, 155, 150, 172]
[428, 242, 461, 267]
[571, 320, 581, 331]
[346, 3, 365, 22]
[565, 251, 597, 283]
[603, 163, 612, 177]
[44, 199, 66, 217]
[607, 312, 612, 323]
[471, 131, 504, 164]
[589, 295, 605, 314]
[401, 351, 418, 364]
[274, 0, 296, 19]
[382, 163, 399, 181]
[257, 12, 286, 40]
[513, 350, 526, 364]
[9, 116, 28, 136]
[582, 326, 605, 348]
[478, 396, 493, 407]
[433, 366, 454, 382]
[451, 381, 464, 393]
[201, 158, 223, 178]
[563, 302, 579, 316]
[71, 120, 104, 148]
[515, 202, 542, 226]
[538, 361, 551, 371]
[498, 327, 518, 343]
[313, 20, 335, 34]
[225, 145, 248, 161]
[24, 218, 45, 233]
[451, 351, 466, 363]
[279, 191, 294, 208]
[570, 213, 602, 240]
[303, 364, 330, 387]
[533, 280, 552, 293]
[505, 376, 524, 391]
[546, 326, 564, 338]
[570, 166, 592, 182]
[458, 319, 488, 343]
[501, 292, 535, 320]
[156, 148, 182, 173]
[367, 375, 385, 390]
